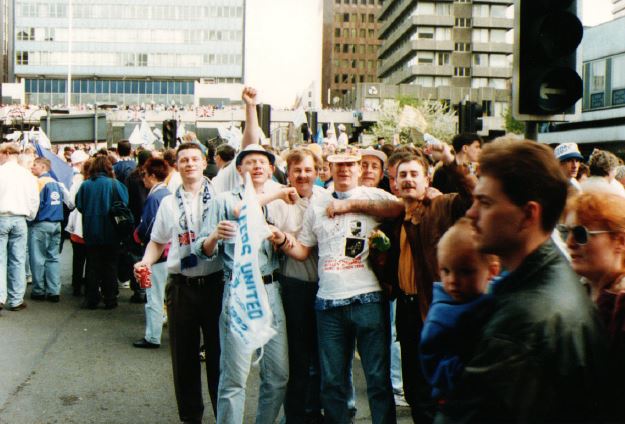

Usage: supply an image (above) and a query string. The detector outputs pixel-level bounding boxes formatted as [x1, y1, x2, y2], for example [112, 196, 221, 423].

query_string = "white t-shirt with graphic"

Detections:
[298, 186, 395, 300]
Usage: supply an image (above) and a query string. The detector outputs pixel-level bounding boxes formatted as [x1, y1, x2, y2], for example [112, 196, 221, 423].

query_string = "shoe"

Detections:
[30, 293, 46, 301]
[81, 301, 98, 310]
[129, 293, 147, 304]
[103, 301, 118, 310]
[26, 275, 32, 284]
[133, 338, 160, 349]
[119, 280, 130, 289]
[7, 302, 27, 311]
[47, 295, 60, 303]
[0, 303, 4, 310]
[394, 394, 409, 407]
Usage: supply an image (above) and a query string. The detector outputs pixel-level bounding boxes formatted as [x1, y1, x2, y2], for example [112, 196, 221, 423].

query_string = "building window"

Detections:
[437, 52, 450, 65]
[612, 55, 625, 106]
[16, 51, 29, 65]
[454, 67, 470, 77]
[335, 44, 341, 53]
[335, 28, 341, 37]
[418, 27, 434, 39]
[417, 52, 434, 64]
[343, 13, 350, 22]
[473, 53, 488, 66]
[455, 18, 471, 28]
[17, 28, 35, 41]
[368, 14, 375, 23]
[454, 42, 471, 52]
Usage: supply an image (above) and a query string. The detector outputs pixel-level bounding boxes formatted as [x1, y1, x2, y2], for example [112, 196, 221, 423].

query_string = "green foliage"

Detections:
[504, 106, 525, 135]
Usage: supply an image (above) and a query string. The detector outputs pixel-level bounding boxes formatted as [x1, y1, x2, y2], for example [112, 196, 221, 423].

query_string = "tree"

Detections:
[504, 105, 525, 135]
[368, 96, 457, 145]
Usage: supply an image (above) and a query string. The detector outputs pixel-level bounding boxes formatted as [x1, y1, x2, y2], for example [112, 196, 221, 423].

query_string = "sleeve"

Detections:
[297, 205, 317, 247]
[150, 197, 173, 244]
[75, 184, 84, 213]
[192, 195, 224, 260]
[115, 180, 129, 205]
[27, 176, 40, 220]
[136, 196, 160, 243]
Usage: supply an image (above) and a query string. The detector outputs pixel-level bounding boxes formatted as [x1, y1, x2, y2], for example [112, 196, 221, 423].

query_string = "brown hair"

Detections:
[143, 158, 170, 182]
[479, 139, 568, 232]
[393, 153, 430, 178]
[437, 217, 497, 266]
[89, 155, 115, 178]
[82, 158, 94, 178]
[176, 143, 203, 160]
[286, 147, 322, 170]
[565, 192, 625, 235]
[588, 149, 620, 177]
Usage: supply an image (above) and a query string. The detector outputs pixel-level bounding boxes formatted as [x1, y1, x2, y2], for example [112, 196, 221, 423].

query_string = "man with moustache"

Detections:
[376, 147, 473, 423]
[437, 139, 610, 423]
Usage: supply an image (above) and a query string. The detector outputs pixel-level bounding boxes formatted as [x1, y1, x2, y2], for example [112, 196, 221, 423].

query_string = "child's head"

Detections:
[437, 218, 500, 302]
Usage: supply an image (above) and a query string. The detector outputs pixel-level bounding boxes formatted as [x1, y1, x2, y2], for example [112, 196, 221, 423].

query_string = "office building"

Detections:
[377, 0, 513, 122]
[322, 0, 382, 108]
[13, 0, 245, 105]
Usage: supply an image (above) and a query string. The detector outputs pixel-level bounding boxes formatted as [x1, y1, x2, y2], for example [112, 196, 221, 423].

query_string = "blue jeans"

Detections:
[0, 216, 28, 307]
[144, 261, 167, 344]
[217, 281, 289, 424]
[28, 221, 61, 296]
[317, 302, 396, 424]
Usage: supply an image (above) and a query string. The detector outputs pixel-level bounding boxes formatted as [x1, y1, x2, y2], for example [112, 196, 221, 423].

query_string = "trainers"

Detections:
[7, 302, 27, 311]
[394, 394, 409, 407]
[30, 293, 46, 301]
[26, 275, 32, 284]
[119, 280, 130, 289]
[47, 295, 60, 303]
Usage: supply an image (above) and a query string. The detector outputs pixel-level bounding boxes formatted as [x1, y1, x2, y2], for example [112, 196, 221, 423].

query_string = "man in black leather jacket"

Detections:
[436, 139, 611, 423]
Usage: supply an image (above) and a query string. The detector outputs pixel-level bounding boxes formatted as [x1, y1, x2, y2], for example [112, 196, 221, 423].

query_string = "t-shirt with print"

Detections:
[150, 185, 222, 277]
[298, 186, 395, 300]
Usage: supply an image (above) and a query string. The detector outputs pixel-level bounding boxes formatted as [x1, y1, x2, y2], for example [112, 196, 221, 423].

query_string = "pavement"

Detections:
[0, 241, 412, 423]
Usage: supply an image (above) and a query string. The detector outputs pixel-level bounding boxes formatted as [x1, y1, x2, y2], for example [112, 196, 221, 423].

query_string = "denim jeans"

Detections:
[0, 216, 28, 307]
[217, 281, 289, 424]
[280, 275, 322, 422]
[317, 301, 396, 424]
[144, 261, 167, 344]
[28, 221, 62, 296]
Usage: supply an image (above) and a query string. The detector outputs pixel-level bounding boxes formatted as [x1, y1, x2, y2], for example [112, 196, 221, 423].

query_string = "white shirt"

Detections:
[298, 186, 395, 300]
[0, 160, 39, 219]
[151, 186, 222, 276]
[268, 185, 330, 282]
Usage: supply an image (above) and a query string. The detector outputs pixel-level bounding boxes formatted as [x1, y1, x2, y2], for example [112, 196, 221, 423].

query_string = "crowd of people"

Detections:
[2, 85, 625, 424]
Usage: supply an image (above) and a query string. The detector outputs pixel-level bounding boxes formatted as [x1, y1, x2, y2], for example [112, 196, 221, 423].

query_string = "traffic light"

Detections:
[468, 102, 483, 133]
[513, 0, 583, 120]
[162, 119, 177, 148]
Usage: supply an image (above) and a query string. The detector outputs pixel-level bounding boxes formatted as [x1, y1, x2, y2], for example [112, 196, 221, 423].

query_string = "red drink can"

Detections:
[138, 267, 152, 289]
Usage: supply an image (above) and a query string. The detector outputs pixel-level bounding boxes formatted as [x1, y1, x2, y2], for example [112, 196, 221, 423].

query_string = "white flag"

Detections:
[227, 173, 276, 351]
[139, 120, 156, 146]
[128, 125, 143, 145]
[292, 107, 308, 128]
[38, 127, 52, 149]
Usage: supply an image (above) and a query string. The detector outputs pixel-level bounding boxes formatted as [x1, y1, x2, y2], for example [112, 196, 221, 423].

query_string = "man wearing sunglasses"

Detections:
[436, 139, 610, 423]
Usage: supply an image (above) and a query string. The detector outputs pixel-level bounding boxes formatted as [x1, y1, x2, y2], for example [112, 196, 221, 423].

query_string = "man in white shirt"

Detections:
[0, 143, 39, 311]
[134, 143, 223, 424]
[276, 151, 402, 423]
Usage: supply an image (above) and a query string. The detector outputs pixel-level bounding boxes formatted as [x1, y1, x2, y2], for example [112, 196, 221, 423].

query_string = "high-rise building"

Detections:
[377, 0, 513, 120]
[614, 0, 625, 18]
[322, 0, 382, 108]
[13, 0, 246, 105]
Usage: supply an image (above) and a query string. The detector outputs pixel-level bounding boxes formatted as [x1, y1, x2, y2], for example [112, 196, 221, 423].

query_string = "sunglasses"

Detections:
[556, 224, 614, 245]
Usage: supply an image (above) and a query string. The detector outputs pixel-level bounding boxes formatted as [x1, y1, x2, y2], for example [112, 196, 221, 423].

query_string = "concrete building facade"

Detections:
[376, 0, 513, 125]
[13, 0, 245, 106]
[322, 0, 382, 108]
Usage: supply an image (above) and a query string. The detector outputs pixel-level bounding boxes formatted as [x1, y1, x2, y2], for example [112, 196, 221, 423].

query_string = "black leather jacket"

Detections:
[436, 239, 612, 423]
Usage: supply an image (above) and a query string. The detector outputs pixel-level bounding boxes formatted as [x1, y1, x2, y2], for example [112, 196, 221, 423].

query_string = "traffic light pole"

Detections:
[525, 121, 538, 141]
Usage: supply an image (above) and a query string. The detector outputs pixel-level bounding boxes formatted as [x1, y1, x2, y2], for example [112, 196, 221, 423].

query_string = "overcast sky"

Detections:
[247, 0, 615, 107]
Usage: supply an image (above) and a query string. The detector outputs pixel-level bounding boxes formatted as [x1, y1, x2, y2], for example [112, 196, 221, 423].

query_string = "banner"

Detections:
[227, 173, 276, 351]
[34, 142, 74, 190]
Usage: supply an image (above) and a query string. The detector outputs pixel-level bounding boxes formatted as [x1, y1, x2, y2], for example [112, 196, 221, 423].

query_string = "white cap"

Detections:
[359, 147, 387, 166]
[554, 143, 583, 162]
[338, 124, 346, 131]
[70, 150, 89, 165]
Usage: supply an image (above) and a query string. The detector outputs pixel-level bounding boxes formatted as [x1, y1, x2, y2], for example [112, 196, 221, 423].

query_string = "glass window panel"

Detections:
[146, 81, 153, 94]
[168, 81, 175, 94]
[138, 81, 146, 94]
[25, 79, 32, 92]
[124, 80, 132, 93]
[73, 80, 80, 93]
[590, 60, 605, 93]
[612, 55, 625, 89]
[101, 80, 109, 93]
[80, 80, 88, 92]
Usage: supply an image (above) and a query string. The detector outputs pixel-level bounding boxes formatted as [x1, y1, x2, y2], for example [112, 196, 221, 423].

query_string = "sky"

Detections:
[247, 0, 615, 108]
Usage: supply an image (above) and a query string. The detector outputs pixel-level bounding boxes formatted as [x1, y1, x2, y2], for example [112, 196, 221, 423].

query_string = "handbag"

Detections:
[109, 181, 134, 238]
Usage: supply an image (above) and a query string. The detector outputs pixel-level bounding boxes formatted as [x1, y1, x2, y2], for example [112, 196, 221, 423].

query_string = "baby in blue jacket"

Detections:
[420, 218, 500, 401]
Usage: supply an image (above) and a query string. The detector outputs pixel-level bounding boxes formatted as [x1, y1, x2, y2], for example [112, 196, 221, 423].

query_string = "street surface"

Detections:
[0, 242, 412, 423]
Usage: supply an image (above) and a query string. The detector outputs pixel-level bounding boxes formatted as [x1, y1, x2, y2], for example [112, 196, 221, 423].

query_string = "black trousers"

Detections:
[85, 245, 120, 306]
[165, 273, 224, 423]
[396, 294, 435, 424]
[280, 275, 322, 422]
[71, 240, 87, 294]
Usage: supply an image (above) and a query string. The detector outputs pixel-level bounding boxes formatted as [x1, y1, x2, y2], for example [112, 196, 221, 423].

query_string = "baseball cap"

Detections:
[235, 144, 275, 167]
[554, 143, 583, 162]
[326, 152, 361, 163]
[359, 147, 387, 166]
[70, 150, 90, 165]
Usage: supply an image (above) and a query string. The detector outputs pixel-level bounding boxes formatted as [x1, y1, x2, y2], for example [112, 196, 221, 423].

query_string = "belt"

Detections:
[224, 270, 278, 285]
[262, 271, 279, 285]
[171, 270, 224, 287]
[398, 291, 419, 304]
